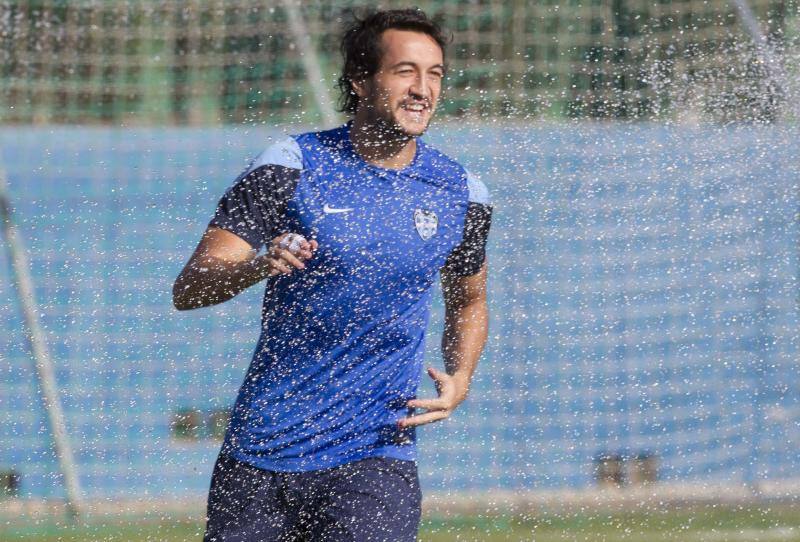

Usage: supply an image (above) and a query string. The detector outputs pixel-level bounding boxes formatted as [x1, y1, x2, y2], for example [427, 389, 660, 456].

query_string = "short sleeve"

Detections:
[442, 170, 493, 277]
[209, 137, 302, 250]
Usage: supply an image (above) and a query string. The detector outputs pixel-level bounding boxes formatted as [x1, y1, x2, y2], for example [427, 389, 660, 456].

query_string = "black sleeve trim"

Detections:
[442, 202, 492, 277]
[208, 164, 300, 250]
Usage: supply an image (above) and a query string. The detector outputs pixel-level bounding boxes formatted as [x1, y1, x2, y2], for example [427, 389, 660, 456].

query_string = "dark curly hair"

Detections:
[337, 8, 449, 115]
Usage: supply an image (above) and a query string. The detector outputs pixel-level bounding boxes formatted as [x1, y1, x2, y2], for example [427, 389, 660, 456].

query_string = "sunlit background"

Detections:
[1, 1, 799, 540]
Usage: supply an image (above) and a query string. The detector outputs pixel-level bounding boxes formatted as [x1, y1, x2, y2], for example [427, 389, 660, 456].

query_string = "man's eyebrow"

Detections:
[388, 61, 447, 72]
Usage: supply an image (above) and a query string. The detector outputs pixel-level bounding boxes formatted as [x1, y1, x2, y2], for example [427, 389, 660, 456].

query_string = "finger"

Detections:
[268, 241, 285, 258]
[426, 368, 453, 394]
[271, 233, 291, 248]
[407, 397, 448, 411]
[271, 234, 306, 256]
[295, 242, 314, 260]
[276, 248, 306, 270]
[427, 367, 449, 382]
[398, 410, 449, 428]
[295, 239, 318, 261]
[268, 257, 293, 275]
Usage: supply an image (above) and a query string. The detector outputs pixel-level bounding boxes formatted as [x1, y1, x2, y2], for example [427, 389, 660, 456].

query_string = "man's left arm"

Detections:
[399, 261, 489, 428]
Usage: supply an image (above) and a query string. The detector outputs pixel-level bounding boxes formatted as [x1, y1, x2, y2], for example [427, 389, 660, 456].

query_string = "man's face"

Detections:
[353, 29, 445, 137]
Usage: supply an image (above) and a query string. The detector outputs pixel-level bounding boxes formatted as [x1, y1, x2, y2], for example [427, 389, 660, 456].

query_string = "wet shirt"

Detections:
[209, 122, 492, 472]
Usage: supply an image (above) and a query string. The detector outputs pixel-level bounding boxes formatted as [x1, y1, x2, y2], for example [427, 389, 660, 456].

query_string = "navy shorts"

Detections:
[203, 453, 421, 542]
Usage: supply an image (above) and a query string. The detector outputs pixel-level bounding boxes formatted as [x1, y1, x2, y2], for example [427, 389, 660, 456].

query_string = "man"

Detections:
[173, 8, 492, 541]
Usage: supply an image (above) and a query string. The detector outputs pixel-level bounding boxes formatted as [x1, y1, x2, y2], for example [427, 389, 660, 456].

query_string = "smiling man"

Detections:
[173, 8, 492, 542]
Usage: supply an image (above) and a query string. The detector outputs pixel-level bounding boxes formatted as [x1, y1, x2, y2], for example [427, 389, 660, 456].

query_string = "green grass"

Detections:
[1, 506, 799, 541]
[420, 507, 800, 541]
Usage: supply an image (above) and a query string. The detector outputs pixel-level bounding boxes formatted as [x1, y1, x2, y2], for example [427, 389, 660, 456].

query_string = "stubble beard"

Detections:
[363, 98, 431, 143]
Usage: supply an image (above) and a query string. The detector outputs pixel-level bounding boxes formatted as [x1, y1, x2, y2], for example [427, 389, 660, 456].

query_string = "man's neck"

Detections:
[349, 115, 417, 170]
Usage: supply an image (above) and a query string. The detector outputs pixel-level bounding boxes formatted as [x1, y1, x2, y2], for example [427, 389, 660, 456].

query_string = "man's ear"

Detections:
[351, 78, 369, 99]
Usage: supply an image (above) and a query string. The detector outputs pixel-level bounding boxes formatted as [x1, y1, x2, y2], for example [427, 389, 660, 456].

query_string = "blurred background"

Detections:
[1, 1, 799, 540]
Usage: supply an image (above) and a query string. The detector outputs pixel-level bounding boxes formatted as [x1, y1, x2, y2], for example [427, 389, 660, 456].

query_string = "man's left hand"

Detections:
[398, 367, 467, 428]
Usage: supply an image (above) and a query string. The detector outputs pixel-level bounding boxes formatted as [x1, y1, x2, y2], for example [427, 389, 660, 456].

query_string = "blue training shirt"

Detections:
[209, 121, 492, 472]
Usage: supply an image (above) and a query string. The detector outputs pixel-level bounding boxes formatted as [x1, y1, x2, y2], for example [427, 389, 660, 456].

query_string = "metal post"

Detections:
[281, 0, 339, 127]
[729, 0, 789, 116]
[0, 170, 84, 518]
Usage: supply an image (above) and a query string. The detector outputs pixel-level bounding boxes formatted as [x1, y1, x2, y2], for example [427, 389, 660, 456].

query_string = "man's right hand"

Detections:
[173, 227, 319, 310]
[262, 233, 319, 276]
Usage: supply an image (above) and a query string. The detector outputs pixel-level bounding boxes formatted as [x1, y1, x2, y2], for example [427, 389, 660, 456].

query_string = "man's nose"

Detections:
[409, 75, 430, 100]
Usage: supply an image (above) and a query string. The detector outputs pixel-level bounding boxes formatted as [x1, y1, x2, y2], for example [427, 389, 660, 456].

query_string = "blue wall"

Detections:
[1, 124, 798, 499]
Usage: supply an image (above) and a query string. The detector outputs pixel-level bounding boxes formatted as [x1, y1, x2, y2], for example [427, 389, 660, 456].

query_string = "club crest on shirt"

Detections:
[414, 209, 438, 241]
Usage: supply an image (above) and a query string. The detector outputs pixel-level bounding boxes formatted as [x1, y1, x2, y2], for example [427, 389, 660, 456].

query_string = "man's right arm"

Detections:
[172, 227, 315, 311]
[174, 137, 307, 311]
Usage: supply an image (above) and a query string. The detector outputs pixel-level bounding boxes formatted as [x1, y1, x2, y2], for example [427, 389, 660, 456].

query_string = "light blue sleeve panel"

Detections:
[245, 136, 303, 174]
[212, 136, 303, 249]
[466, 169, 491, 205]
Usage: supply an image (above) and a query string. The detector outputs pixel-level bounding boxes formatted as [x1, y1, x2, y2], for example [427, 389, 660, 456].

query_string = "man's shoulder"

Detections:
[250, 124, 346, 171]
[417, 139, 465, 175]
[418, 140, 490, 205]
[287, 124, 352, 169]
[294, 123, 349, 150]
[248, 135, 303, 172]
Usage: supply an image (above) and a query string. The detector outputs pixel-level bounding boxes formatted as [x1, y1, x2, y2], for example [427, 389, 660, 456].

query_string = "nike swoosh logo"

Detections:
[323, 204, 354, 214]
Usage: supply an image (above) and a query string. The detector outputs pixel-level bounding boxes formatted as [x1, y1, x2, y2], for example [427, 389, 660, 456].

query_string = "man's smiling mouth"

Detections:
[402, 101, 430, 113]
